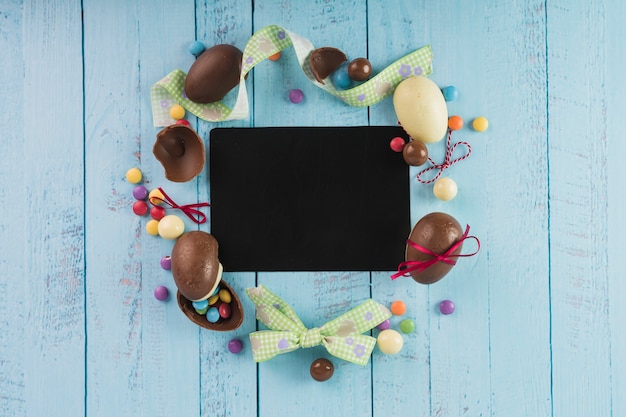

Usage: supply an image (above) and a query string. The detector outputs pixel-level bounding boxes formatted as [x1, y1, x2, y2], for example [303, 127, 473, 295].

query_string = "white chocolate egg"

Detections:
[393, 76, 448, 143]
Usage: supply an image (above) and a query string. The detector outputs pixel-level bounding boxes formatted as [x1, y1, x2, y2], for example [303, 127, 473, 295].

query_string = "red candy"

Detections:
[389, 137, 406, 152]
[218, 303, 231, 319]
[150, 205, 166, 220]
[175, 119, 191, 126]
[133, 200, 149, 216]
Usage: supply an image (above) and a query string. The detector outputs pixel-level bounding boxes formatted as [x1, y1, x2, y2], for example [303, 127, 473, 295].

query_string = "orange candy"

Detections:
[269, 52, 281, 61]
[448, 115, 464, 131]
[390, 300, 407, 316]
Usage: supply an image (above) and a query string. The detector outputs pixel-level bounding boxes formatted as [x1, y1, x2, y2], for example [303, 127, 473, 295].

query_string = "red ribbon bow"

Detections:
[416, 129, 472, 184]
[391, 225, 480, 280]
[150, 187, 210, 224]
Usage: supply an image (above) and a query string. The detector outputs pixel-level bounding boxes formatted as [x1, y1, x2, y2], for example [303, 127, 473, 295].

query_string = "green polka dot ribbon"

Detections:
[151, 24, 433, 126]
[245, 285, 391, 366]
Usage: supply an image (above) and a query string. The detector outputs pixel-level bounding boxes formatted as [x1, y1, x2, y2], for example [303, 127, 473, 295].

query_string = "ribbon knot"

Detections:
[301, 327, 323, 348]
[416, 129, 472, 184]
[246, 285, 391, 366]
[391, 224, 480, 280]
[150, 187, 210, 224]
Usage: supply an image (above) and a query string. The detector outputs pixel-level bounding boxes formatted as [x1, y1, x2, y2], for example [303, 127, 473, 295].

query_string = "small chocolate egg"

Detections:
[405, 212, 464, 284]
[153, 124, 205, 183]
[347, 57, 372, 81]
[393, 76, 448, 143]
[184, 44, 243, 104]
[310, 358, 334, 381]
[402, 140, 428, 166]
[309, 47, 347, 84]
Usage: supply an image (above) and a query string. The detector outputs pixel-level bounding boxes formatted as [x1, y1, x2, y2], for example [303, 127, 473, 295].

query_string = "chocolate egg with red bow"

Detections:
[405, 212, 464, 284]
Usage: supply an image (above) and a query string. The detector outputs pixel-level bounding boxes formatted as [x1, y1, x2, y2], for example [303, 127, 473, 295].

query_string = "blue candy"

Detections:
[192, 299, 209, 310]
[330, 62, 353, 90]
[189, 41, 206, 57]
[441, 86, 458, 101]
[206, 307, 220, 323]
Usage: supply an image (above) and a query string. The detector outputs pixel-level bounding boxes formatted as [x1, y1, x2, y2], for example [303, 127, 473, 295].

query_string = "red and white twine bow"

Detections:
[150, 187, 210, 224]
[416, 130, 472, 184]
[391, 225, 480, 280]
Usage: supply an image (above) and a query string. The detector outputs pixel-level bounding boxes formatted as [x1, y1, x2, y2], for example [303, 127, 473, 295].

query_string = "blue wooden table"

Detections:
[1, 1, 624, 416]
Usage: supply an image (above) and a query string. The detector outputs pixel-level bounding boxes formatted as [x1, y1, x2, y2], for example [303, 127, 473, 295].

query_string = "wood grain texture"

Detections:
[11, 1, 86, 416]
[547, 1, 613, 415]
[0, 1, 27, 415]
[1, 0, 625, 416]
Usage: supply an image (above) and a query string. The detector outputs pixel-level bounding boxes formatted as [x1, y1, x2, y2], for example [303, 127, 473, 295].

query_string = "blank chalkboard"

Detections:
[209, 126, 410, 271]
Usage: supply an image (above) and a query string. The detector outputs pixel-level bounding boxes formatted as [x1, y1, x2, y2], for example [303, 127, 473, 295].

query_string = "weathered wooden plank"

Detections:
[14, 1, 85, 416]
[83, 1, 199, 416]
[0, 1, 27, 415]
[548, 1, 612, 416]
[192, 2, 258, 417]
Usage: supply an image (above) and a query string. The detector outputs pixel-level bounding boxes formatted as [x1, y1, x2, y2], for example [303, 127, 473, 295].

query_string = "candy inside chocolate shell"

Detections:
[184, 44, 243, 104]
[153, 124, 205, 183]
[405, 212, 464, 284]
[309, 47, 347, 84]
[171, 231, 244, 331]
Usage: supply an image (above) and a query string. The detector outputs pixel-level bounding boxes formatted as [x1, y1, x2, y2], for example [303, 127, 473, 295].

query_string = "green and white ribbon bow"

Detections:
[151, 24, 433, 126]
[245, 285, 391, 366]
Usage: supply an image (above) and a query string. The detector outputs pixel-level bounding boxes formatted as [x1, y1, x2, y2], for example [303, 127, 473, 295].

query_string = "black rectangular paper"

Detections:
[209, 126, 410, 271]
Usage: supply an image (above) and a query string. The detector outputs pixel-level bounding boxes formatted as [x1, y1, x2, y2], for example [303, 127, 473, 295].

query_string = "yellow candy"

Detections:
[149, 188, 165, 205]
[208, 294, 220, 305]
[472, 116, 489, 132]
[219, 289, 232, 303]
[377, 329, 404, 355]
[146, 219, 160, 236]
[125, 167, 142, 184]
[433, 177, 458, 201]
[158, 215, 184, 240]
[169, 104, 185, 120]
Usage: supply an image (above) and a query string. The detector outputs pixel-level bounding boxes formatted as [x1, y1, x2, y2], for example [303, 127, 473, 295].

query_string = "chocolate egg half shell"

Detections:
[405, 212, 464, 284]
[153, 124, 205, 183]
[309, 47, 347, 84]
[171, 231, 243, 331]
[184, 44, 243, 104]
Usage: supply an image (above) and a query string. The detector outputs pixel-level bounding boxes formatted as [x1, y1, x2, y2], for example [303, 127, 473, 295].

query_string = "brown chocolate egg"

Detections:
[405, 212, 464, 284]
[347, 57, 372, 81]
[153, 124, 205, 182]
[309, 47, 347, 84]
[402, 140, 428, 166]
[184, 44, 243, 103]
[310, 358, 334, 381]
[172, 231, 243, 331]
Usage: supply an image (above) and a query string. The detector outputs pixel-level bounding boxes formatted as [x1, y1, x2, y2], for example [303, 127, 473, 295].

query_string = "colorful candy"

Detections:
[132, 200, 149, 216]
[150, 205, 166, 221]
[330, 62, 353, 90]
[441, 86, 458, 102]
[439, 299, 456, 315]
[447, 115, 464, 131]
[390, 300, 407, 316]
[389, 137, 406, 152]
[472, 116, 489, 132]
[149, 188, 165, 205]
[188, 40, 206, 57]
[169, 104, 185, 120]
[160, 255, 172, 270]
[228, 338, 244, 354]
[125, 167, 142, 184]
[154, 285, 169, 301]
[376, 319, 391, 331]
[399, 319, 415, 334]
[269, 52, 281, 61]
[133, 185, 148, 200]
[288, 89, 304, 104]
[145, 219, 160, 236]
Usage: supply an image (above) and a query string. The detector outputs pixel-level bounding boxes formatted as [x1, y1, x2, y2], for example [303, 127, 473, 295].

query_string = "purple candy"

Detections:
[228, 338, 243, 354]
[154, 285, 169, 301]
[160, 255, 172, 270]
[377, 319, 391, 330]
[133, 185, 148, 200]
[439, 299, 455, 315]
[288, 89, 304, 104]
